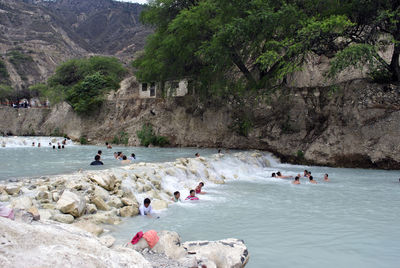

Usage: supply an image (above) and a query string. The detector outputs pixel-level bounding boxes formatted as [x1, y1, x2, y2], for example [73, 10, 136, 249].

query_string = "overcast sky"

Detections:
[117, 0, 148, 4]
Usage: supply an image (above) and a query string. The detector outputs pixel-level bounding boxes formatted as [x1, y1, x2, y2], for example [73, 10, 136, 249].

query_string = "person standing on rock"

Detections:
[139, 198, 153, 216]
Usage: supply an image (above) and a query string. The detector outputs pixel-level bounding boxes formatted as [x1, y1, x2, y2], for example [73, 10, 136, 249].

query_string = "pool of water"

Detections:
[0, 136, 218, 181]
[2, 137, 400, 267]
[109, 160, 400, 268]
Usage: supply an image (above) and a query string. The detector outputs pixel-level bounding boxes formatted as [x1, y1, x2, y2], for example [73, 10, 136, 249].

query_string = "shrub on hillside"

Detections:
[136, 124, 169, 147]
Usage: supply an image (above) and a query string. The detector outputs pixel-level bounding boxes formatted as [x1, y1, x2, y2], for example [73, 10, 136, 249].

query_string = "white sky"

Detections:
[117, 0, 148, 4]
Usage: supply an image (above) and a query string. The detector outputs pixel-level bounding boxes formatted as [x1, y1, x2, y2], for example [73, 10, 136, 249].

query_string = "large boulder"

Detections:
[88, 174, 115, 191]
[0, 217, 151, 267]
[108, 196, 123, 208]
[11, 196, 33, 210]
[93, 185, 110, 201]
[73, 221, 103, 236]
[91, 196, 110, 211]
[5, 185, 20, 195]
[151, 199, 168, 210]
[52, 213, 75, 224]
[119, 206, 139, 217]
[182, 238, 250, 268]
[56, 190, 86, 217]
[152, 231, 186, 260]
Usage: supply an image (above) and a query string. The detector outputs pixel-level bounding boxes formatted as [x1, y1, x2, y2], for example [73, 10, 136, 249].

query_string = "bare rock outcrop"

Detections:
[0, 217, 151, 268]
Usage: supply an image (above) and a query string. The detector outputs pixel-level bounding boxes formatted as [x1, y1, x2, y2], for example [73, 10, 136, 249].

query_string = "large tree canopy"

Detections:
[134, 0, 399, 95]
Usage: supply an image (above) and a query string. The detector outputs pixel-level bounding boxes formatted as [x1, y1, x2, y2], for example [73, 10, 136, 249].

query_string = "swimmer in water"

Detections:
[195, 153, 200, 157]
[90, 155, 104, 166]
[272, 173, 276, 178]
[292, 176, 300, 184]
[32, 142, 35, 147]
[303, 170, 308, 177]
[171, 191, 181, 202]
[97, 150, 102, 159]
[195, 182, 206, 194]
[52, 145, 56, 149]
[185, 190, 199, 200]
[324, 173, 330, 182]
[309, 176, 317, 184]
[121, 155, 131, 165]
[106, 142, 112, 149]
[38, 143, 41, 147]
[276, 171, 292, 179]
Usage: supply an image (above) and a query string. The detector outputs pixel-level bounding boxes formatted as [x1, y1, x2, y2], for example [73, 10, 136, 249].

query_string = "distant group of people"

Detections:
[30, 138, 68, 149]
[272, 169, 330, 184]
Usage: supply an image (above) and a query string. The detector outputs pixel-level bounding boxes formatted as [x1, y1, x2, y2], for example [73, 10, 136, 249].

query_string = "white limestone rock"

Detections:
[11, 196, 33, 210]
[56, 190, 86, 217]
[108, 196, 123, 208]
[182, 238, 249, 268]
[53, 213, 75, 224]
[88, 173, 115, 191]
[0, 217, 151, 268]
[91, 196, 110, 211]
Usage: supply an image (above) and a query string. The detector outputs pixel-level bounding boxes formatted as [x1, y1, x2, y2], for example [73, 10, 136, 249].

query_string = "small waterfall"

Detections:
[0, 136, 76, 148]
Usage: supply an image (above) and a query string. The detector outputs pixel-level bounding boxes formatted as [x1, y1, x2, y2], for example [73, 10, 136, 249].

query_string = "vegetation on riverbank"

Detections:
[134, 0, 399, 96]
[30, 56, 127, 115]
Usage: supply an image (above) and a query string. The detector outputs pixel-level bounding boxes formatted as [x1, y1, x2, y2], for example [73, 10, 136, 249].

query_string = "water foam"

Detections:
[0, 136, 76, 148]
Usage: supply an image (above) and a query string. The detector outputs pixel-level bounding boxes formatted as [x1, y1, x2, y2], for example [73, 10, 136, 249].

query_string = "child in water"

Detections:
[292, 176, 300, 184]
[171, 191, 181, 202]
[185, 190, 199, 200]
[195, 182, 206, 194]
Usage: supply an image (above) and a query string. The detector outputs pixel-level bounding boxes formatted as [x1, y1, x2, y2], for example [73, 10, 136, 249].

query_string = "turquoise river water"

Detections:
[1, 136, 400, 268]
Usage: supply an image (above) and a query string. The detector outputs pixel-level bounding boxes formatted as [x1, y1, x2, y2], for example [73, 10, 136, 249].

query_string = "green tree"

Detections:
[135, 0, 399, 95]
[34, 56, 126, 114]
[0, 84, 13, 101]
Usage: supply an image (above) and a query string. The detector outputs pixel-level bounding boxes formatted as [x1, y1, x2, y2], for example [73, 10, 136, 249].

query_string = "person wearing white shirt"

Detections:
[139, 198, 152, 216]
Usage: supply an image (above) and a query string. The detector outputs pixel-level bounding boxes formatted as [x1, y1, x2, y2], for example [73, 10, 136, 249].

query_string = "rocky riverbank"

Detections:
[0, 79, 399, 169]
[0, 152, 263, 267]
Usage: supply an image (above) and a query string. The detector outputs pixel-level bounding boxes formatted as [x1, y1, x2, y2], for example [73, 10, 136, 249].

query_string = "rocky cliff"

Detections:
[1, 78, 399, 169]
[0, 0, 151, 93]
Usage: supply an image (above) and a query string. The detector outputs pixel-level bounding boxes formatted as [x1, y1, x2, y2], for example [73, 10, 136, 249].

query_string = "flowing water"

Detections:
[1, 136, 400, 267]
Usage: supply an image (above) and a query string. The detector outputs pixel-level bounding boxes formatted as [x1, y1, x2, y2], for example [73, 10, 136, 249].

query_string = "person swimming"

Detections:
[97, 150, 102, 159]
[292, 176, 300, 184]
[171, 191, 181, 202]
[324, 173, 330, 182]
[195, 182, 206, 194]
[139, 198, 153, 216]
[195, 153, 200, 157]
[309, 176, 317, 184]
[276, 171, 292, 179]
[121, 155, 131, 165]
[303, 170, 308, 177]
[128, 153, 136, 160]
[186, 190, 199, 200]
[90, 155, 104, 166]
[106, 142, 112, 149]
[38, 143, 41, 147]
[272, 173, 276, 178]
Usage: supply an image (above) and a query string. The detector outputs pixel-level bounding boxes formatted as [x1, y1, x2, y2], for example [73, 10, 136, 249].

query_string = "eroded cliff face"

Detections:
[0, 0, 151, 92]
[1, 79, 399, 169]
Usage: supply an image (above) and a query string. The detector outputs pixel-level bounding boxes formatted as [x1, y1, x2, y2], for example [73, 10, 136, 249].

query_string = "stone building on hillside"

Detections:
[138, 78, 190, 99]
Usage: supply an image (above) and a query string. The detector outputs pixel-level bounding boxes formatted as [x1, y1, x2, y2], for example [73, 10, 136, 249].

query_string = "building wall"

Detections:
[139, 82, 157, 99]
[165, 79, 188, 97]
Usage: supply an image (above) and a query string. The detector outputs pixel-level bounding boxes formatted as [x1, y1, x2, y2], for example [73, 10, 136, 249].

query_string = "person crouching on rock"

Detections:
[186, 190, 199, 201]
[139, 198, 153, 217]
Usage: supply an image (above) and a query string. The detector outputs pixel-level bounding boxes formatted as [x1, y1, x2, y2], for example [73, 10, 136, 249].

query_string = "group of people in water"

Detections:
[272, 169, 330, 184]
[90, 147, 137, 166]
[139, 182, 206, 217]
[30, 138, 68, 149]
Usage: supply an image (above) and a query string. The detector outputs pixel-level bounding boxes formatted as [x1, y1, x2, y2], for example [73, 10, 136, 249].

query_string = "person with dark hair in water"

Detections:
[139, 198, 153, 216]
[186, 190, 199, 200]
[272, 173, 276, 178]
[106, 142, 112, 149]
[171, 191, 181, 202]
[195, 153, 200, 157]
[292, 176, 301, 185]
[128, 153, 136, 160]
[324, 174, 330, 182]
[90, 155, 103, 166]
[276, 171, 292, 179]
[121, 155, 131, 165]
[309, 176, 317, 184]
[195, 182, 206, 194]
[97, 150, 102, 159]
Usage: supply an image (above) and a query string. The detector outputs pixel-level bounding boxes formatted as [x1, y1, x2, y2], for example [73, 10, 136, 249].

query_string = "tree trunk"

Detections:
[390, 42, 400, 82]
[229, 48, 257, 86]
